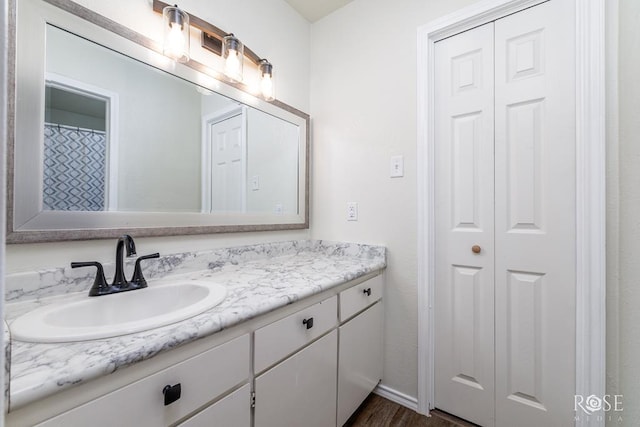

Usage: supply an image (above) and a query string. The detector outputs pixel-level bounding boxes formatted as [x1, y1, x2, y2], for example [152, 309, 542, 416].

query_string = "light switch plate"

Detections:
[347, 202, 358, 221]
[390, 155, 404, 178]
[251, 175, 260, 191]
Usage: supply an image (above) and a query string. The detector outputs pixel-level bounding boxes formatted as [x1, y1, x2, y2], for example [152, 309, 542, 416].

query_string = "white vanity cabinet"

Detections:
[8, 273, 384, 427]
[35, 334, 250, 427]
[254, 296, 338, 427]
[252, 276, 383, 427]
[337, 275, 384, 426]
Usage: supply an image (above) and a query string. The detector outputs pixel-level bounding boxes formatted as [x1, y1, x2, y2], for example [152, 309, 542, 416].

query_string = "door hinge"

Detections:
[250, 391, 256, 408]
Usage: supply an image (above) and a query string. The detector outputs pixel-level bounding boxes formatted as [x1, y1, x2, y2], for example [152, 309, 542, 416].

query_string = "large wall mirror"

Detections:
[8, 0, 309, 243]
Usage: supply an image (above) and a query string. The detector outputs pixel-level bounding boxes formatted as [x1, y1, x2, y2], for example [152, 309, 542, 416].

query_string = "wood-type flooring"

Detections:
[343, 394, 478, 427]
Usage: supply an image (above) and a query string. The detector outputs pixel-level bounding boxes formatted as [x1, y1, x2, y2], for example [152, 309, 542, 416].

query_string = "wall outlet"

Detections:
[390, 155, 404, 178]
[274, 203, 283, 215]
[347, 202, 358, 221]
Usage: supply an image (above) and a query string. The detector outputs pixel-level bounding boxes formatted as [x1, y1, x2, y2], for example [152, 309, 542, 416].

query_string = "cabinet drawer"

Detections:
[37, 334, 250, 427]
[340, 275, 383, 321]
[254, 296, 337, 374]
[178, 384, 250, 427]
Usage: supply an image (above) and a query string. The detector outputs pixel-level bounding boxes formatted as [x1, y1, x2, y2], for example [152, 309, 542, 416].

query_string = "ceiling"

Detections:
[284, 0, 354, 22]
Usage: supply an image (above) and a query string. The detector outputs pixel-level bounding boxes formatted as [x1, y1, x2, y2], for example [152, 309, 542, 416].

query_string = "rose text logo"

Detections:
[574, 394, 623, 415]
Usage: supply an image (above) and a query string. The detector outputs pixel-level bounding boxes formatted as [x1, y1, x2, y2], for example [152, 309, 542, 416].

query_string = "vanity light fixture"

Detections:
[222, 34, 244, 82]
[259, 59, 275, 101]
[162, 5, 190, 63]
[153, 0, 276, 100]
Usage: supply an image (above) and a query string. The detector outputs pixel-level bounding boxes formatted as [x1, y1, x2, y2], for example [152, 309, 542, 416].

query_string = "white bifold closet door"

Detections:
[434, 1, 575, 426]
[434, 21, 496, 427]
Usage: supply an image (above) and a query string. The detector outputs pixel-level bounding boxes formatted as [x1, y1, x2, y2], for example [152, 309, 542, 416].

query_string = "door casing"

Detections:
[417, 1, 606, 426]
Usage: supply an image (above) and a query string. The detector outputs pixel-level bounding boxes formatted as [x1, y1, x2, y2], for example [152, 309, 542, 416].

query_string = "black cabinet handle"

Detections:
[163, 383, 181, 406]
[363, 288, 372, 296]
[302, 317, 314, 330]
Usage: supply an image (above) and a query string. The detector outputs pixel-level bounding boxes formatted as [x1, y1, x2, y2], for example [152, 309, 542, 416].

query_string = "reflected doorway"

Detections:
[201, 105, 247, 213]
[43, 73, 118, 211]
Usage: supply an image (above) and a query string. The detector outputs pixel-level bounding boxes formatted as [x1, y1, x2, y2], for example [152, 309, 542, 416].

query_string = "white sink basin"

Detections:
[10, 280, 227, 343]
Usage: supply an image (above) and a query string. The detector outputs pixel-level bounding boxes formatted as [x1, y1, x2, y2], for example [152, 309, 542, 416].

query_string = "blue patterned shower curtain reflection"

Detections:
[43, 123, 107, 211]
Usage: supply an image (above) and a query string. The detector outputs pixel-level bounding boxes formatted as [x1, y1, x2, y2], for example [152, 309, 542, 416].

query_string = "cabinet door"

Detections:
[178, 385, 250, 427]
[255, 330, 337, 427]
[337, 302, 383, 426]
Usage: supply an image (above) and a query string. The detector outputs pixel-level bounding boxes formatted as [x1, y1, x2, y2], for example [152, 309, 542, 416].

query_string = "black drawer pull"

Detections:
[302, 317, 314, 329]
[363, 288, 372, 296]
[163, 383, 181, 406]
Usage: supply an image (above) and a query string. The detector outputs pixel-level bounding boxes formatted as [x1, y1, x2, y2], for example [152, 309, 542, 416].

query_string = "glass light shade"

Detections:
[163, 6, 190, 63]
[259, 59, 275, 101]
[222, 34, 244, 82]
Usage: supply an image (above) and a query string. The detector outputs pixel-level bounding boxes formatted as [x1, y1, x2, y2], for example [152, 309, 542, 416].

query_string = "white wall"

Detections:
[310, 0, 478, 399]
[0, 0, 8, 419]
[246, 108, 299, 214]
[614, 0, 639, 424]
[6, 0, 311, 273]
[201, 92, 237, 115]
[45, 108, 105, 131]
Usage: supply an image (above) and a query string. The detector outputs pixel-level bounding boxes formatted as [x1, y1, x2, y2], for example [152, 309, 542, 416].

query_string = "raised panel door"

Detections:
[494, 1, 576, 425]
[434, 22, 496, 427]
[434, 2, 575, 426]
[211, 113, 244, 212]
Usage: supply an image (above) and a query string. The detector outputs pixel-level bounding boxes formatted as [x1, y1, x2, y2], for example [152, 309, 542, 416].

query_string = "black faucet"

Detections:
[113, 235, 137, 287]
[71, 235, 159, 296]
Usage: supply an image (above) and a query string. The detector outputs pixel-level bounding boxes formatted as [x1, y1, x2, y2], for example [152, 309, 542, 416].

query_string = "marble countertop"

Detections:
[4, 240, 386, 410]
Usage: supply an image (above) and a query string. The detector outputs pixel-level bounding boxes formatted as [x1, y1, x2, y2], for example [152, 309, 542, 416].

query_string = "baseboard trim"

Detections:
[373, 383, 418, 412]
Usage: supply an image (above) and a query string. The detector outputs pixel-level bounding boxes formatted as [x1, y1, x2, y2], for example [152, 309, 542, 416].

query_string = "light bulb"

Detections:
[162, 6, 189, 63]
[261, 74, 274, 100]
[225, 49, 242, 81]
[166, 23, 185, 58]
[222, 34, 244, 81]
[259, 59, 275, 101]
